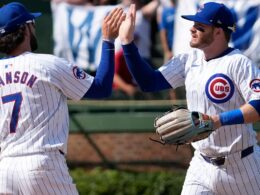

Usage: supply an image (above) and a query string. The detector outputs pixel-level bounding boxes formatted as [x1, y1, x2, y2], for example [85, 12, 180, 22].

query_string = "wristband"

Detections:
[219, 109, 244, 126]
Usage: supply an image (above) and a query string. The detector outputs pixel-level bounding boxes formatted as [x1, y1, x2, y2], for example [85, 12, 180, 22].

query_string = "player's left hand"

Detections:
[102, 7, 126, 41]
[153, 107, 215, 145]
[119, 4, 136, 44]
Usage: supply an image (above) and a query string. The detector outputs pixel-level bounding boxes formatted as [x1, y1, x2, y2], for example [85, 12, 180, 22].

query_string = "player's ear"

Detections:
[27, 23, 35, 32]
[214, 27, 222, 36]
[25, 23, 35, 39]
[24, 24, 31, 36]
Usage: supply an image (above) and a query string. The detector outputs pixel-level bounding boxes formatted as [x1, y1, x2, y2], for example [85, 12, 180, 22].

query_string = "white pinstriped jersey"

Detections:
[0, 52, 93, 158]
[159, 48, 260, 156]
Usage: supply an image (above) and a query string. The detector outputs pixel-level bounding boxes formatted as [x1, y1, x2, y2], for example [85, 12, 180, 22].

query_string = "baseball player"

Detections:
[0, 2, 125, 195]
[119, 3, 260, 195]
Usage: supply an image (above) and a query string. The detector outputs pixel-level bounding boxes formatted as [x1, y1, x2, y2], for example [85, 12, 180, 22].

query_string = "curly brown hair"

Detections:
[0, 25, 26, 54]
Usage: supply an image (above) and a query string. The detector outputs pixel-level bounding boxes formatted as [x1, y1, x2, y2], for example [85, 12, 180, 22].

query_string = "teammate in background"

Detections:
[115, 0, 160, 65]
[158, 0, 175, 62]
[0, 2, 125, 194]
[119, 3, 260, 194]
[156, 0, 172, 25]
[158, 0, 184, 100]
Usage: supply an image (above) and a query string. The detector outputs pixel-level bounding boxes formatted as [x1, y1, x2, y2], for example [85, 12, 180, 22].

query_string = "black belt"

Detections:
[201, 146, 254, 166]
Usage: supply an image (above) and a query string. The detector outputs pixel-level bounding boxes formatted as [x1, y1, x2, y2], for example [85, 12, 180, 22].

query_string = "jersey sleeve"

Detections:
[46, 56, 94, 100]
[233, 56, 260, 102]
[159, 53, 188, 89]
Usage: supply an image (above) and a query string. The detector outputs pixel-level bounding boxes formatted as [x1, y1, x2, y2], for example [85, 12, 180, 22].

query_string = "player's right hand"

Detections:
[119, 4, 136, 45]
[102, 7, 126, 41]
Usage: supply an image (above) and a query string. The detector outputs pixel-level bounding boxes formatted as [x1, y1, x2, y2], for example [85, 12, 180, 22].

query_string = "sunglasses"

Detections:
[193, 24, 206, 32]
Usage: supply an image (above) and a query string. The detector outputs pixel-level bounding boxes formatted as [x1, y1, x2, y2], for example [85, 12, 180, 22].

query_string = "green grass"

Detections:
[70, 167, 186, 195]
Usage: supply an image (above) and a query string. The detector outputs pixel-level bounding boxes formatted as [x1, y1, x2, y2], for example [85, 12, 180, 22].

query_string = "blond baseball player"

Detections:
[0, 2, 125, 195]
[119, 3, 260, 195]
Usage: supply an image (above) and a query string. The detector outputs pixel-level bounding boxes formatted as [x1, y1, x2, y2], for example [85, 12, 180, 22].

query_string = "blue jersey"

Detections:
[159, 6, 175, 50]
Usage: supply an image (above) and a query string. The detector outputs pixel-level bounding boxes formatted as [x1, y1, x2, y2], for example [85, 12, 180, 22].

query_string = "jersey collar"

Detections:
[206, 47, 235, 62]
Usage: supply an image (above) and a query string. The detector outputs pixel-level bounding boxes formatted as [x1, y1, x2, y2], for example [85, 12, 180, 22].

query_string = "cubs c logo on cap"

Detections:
[250, 79, 260, 92]
[205, 73, 234, 103]
[73, 66, 86, 80]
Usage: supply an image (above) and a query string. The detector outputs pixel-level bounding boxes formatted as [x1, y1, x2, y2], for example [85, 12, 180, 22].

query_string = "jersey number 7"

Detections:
[2, 92, 23, 133]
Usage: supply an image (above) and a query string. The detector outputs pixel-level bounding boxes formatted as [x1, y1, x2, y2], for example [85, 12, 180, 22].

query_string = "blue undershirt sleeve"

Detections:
[84, 41, 114, 98]
[122, 42, 171, 92]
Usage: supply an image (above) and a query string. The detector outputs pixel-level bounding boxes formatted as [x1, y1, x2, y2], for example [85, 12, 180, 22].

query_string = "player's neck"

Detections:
[203, 42, 229, 61]
[7, 40, 32, 57]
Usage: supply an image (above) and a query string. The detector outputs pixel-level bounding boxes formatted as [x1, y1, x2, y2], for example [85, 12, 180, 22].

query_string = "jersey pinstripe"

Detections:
[181, 147, 260, 194]
[0, 151, 78, 194]
[159, 48, 259, 156]
[0, 52, 93, 158]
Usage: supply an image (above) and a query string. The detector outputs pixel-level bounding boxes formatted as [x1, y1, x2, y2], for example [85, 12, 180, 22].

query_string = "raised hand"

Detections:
[102, 7, 126, 41]
[119, 4, 136, 45]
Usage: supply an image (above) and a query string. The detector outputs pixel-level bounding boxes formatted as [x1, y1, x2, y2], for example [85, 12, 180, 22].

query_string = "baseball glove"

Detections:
[153, 107, 214, 145]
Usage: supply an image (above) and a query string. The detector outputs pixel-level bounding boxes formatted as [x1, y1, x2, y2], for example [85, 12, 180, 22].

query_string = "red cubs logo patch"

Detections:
[250, 79, 260, 92]
[205, 74, 234, 103]
[73, 66, 86, 80]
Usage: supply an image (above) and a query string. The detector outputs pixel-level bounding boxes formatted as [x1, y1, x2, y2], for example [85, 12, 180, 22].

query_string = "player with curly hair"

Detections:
[0, 2, 125, 194]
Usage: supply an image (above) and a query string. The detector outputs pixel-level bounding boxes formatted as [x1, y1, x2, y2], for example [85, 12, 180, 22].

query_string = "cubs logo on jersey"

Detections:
[250, 78, 260, 92]
[205, 73, 234, 103]
[72, 66, 86, 80]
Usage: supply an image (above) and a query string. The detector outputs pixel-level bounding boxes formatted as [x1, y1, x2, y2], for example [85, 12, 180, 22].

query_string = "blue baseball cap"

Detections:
[0, 2, 41, 35]
[182, 2, 235, 33]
